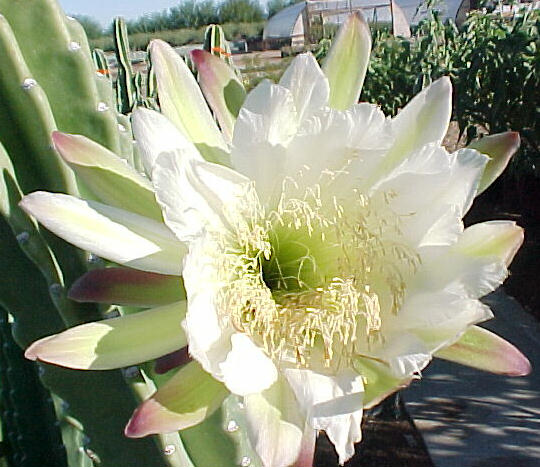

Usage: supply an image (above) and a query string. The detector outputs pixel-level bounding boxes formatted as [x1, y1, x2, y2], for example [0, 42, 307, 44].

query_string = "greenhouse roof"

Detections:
[263, 0, 469, 40]
[263, 2, 307, 39]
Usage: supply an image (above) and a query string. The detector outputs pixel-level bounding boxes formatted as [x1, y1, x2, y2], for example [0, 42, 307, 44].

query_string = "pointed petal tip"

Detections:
[350, 9, 369, 29]
[24, 341, 40, 361]
[24, 335, 58, 362]
[189, 48, 205, 63]
[510, 354, 532, 377]
[51, 130, 67, 146]
[508, 131, 521, 147]
[470, 131, 521, 194]
[436, 326, 532, 377]
[124, 399, 161, 438]
[432, 75, 452, 96]
[148, 38, 169, 53]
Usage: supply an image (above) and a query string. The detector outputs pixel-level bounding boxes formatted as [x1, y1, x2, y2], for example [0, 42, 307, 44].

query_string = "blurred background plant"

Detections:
[357, 9, 539, 180]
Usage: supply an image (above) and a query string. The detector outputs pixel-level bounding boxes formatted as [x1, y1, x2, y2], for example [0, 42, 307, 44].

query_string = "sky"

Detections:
[58, 1, 189, 26]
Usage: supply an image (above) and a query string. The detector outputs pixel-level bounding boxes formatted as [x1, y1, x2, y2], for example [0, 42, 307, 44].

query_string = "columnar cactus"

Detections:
[114, 16, 136, 114]
[204, 24, 235, 69]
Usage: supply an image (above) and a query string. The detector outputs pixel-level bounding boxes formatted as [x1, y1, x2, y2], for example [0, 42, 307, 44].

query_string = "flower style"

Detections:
[20, 13, 530, 467]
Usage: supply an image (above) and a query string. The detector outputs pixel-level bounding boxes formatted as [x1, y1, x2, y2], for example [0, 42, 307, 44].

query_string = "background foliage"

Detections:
[350, 9, 539, 177]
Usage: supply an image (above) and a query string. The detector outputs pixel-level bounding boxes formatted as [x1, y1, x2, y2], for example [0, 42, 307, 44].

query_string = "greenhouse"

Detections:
[263, 0, 473, 47]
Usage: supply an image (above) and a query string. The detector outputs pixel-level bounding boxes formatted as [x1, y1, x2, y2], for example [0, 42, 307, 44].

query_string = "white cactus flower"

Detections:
[20, 13, 529, 467]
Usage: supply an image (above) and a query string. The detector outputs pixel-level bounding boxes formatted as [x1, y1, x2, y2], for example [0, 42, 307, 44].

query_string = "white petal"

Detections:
[379, 293, 493, 377]
[373, 144, 488, 217]
[392, 76, 452, 151]
[231, 80, 297, 204]
[20, 192, 184, 275]
[220, 333, 278, 396]
[285, 103, 391, 192]
[457, 221, 524, 267]
[181, 238, 231, 375]
[367, 77, 452, 183]
[244, 379, 304, 467]
[437, 148, 489, 216]
[132, 108, 202, 177]
[402, 204, 463, 253]
[153, 152, 252, 242]
[411, 222, 517, 299]
[279, 53, 329, 122]
[149, 39, 228, 164]
[283, 368, 364, 464]
[235, 80, 298, 146]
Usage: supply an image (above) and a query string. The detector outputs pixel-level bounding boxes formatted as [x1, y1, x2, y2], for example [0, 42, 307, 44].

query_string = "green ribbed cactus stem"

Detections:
[92, 48, 110, 79]
[0, 2, 193, 465]
[113, 17, 136, 114]
[0, 0, 122, 154]
[134, 70, 145, 106]
[180, 395, 262, 467]
[0, 308, 69, 467]
[146, 56, 158, 109]
[0, 15, 77, 195]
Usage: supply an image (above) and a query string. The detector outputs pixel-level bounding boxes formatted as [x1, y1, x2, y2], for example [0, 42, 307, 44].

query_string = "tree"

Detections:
[218, 0, 264, 23]
[73, 15, 103, 39]
[266, 0, 303, 18]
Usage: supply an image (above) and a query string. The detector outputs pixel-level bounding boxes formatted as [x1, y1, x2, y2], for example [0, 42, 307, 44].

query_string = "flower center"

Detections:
[218, 181, 420, 369]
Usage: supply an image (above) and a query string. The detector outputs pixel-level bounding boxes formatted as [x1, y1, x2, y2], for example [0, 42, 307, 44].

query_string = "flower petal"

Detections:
[283, 368, 364, 464]
[353, 358, 412, 409]
[153, 153, 252, 242]
[25, 301, 187, 370]
[279, 52, 329, 122]
[149, 40, 228, 164]
[244, 378, 304, 467]
[378, 293, 493, 377]
[374, 146, 488, 255]
[69, 268, 185, 307]
[132, 108, 203, 177]
[191, 49, 246, 142]
[392, 76, 452, 149]
[286, 103, 390, 191]
[434, 325, 531, 376]
[411, 221, 523, 300]
[125, 361, 228, 437]
[19, 192, 184, 275]
[220, 333, 278, 396]
[455, 221, 524, 267]
[181, 236, 232, 377]
[467, 131, 521, 194]
[370, 77, 452, 182]
[231, 80, 296, 204]
[52, 132, 162, 220]
[322, 11, 371, 110]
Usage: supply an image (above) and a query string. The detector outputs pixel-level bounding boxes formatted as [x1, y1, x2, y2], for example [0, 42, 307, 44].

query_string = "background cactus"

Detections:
[113, 17, 136, 114]
[204, 24, 235, 69]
